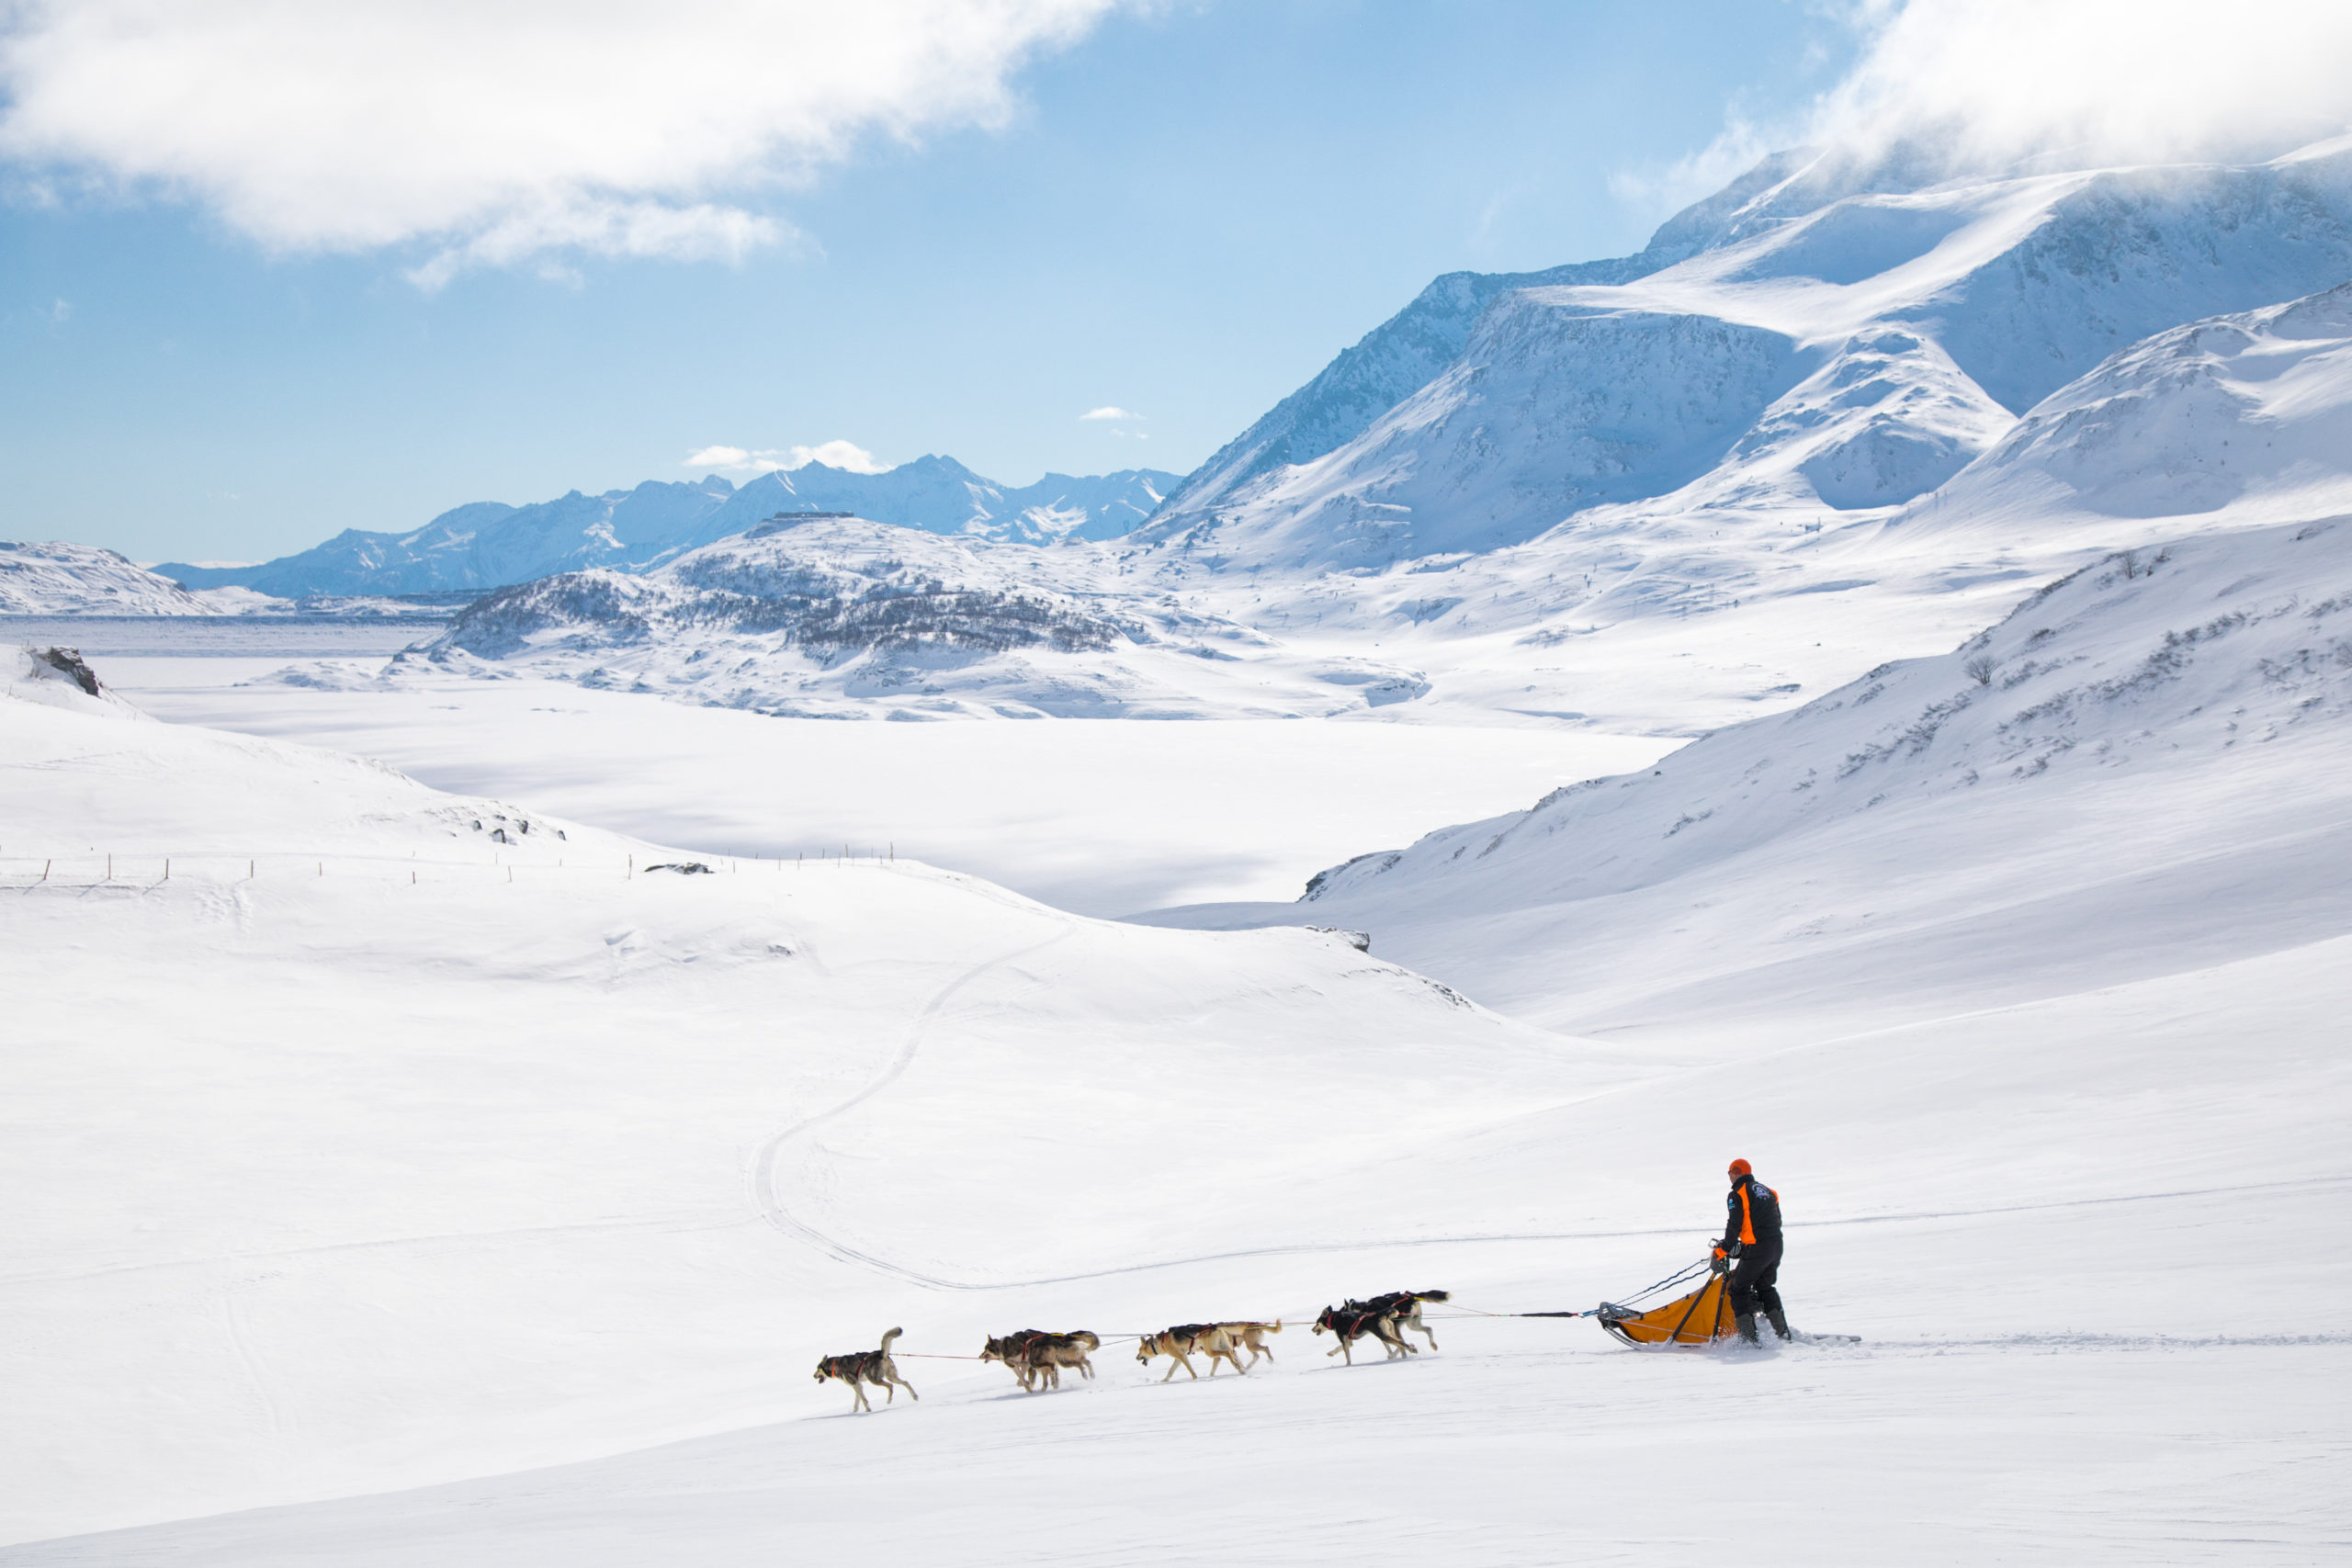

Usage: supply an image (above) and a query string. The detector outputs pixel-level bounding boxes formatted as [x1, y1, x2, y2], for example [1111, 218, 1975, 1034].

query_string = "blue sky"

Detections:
[2, 2, 1866, 563]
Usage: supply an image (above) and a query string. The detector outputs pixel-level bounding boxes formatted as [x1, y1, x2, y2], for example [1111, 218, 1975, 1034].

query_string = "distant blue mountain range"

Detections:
[159, 457, 1180, 598]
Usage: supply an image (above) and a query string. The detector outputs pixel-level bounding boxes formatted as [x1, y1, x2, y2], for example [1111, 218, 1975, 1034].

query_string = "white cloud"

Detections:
[0, 1, 1129, 282]
[1080, 405, 1139, 421]
[1628, 1, 2352, 218]
[1815, 0, 2352, 167]
[686, 440, 890, 476]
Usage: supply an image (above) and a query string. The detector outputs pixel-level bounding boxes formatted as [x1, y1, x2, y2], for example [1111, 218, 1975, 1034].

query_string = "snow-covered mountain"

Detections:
[1139, 141, 2352, 570]
[157, 460, 1180, 598]
[0, 540, 281, 615]
[416, 515, 1435, 719]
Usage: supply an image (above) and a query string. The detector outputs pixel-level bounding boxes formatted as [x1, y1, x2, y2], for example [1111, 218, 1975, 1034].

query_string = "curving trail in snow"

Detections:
[748, 919, 1079, 1289]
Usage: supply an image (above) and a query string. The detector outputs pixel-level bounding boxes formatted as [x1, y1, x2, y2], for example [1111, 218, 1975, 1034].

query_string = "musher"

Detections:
[1714, 1158, 1788, 1343]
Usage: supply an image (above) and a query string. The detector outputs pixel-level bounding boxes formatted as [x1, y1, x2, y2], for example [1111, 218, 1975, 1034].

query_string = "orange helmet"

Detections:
[1727, 1158, 1752, 1178]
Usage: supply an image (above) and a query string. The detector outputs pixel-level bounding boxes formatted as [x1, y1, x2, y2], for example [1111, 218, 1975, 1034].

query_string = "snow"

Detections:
[1149, 518, 2352, 1044]
[7, 491, 2349, 1558]
[405, 517, 1492, 723]
[98, 649, 1672, 913]
[154, 464, 1182, 599]
[9, 140, 2352, 1568]
[0, 542, 239, 616]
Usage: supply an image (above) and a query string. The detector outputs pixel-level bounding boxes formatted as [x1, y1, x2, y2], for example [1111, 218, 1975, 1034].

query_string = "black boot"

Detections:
[1766, 1307, 1792, 1341]
[1735, 1313, 1760, 1345]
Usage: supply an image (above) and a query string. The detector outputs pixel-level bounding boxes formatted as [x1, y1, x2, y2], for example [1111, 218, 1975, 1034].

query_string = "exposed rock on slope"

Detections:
[423, 516, 1431, 720]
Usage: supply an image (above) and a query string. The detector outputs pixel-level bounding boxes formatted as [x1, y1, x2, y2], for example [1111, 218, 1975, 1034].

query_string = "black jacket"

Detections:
[1722, 1175, 1783, 1253]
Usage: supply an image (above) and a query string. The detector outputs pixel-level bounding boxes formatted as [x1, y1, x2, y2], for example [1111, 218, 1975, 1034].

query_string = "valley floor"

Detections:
[99, 652, 1668, 914]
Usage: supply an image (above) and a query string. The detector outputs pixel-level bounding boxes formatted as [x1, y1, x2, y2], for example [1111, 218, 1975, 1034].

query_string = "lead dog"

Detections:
[1136, 1323, 1250, 1381]
[1312, 1303, 1412, 1364]
[1344, 1290, 1450, 1352]
[814, 1326, 919, 1413]
[981, 1330, 1100, 1392]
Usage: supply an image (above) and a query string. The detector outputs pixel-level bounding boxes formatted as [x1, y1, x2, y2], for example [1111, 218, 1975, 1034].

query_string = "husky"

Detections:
[813, 1326, 919, 1413]
[1312, 1303, 1413, 1364]
[1219, 1320, 1283, 1367]
[981, 1330, 1100, 1392]
[1344, 1290, 1450, 1352]
[1136, 1323, 1250, 1382]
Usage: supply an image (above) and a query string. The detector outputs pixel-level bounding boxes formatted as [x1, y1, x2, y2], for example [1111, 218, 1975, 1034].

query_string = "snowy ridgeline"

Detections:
[155, 461, 1182, 599]
[0, 539, 456, 621]
[38, 141, 2352, 732]
[1142, 139, 2352, 569]
[0, 540, 282, 616]
[404, 518, 1435, 719]
[278, 273, 2352, 729]
[257, 148, 2352, 729]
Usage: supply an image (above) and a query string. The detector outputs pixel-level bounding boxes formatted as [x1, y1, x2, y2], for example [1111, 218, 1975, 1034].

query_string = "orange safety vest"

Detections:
[1736, 1183, 1756, 1246]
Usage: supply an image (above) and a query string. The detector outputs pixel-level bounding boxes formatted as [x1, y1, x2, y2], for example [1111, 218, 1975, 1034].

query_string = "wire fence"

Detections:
[0, 843, 911, 890]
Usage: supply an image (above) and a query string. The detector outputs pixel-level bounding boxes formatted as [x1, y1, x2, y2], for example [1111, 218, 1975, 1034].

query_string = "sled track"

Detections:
[748, 920, 1079, 1287]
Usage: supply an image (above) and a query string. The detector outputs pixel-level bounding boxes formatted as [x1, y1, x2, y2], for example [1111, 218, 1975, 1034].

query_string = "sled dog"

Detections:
[1220, 1320, 1283, 1367]
[1345, 1290, 1449, 1352]
[981, 1330, 1100, 1392]
[814, 1327, 919, 1413]
[1136, 1323, 1250, 1381]
[1313, 1303, 1412, 1364]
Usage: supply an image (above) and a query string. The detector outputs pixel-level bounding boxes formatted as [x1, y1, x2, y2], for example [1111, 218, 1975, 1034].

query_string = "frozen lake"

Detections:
[99, 647, 1678, 915]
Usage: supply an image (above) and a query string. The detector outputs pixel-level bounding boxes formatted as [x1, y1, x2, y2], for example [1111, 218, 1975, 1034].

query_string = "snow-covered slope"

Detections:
[8, 624, 2348, 1563]
[1145, 517, 2352, 1049]
[1912, 281, 2352, 531]
[0, 673, 1615, 1542]
[0, 540, 264, 615]
[417, 516, 1441, 719]
[158, 463, 1181, 598]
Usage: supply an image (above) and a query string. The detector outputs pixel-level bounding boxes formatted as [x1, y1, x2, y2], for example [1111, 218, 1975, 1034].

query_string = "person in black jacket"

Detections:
[1716, 1158, 1789, 1343]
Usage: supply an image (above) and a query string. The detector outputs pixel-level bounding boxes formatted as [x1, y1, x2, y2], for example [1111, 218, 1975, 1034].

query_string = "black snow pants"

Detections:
[1728, 1243, 1783, 1319]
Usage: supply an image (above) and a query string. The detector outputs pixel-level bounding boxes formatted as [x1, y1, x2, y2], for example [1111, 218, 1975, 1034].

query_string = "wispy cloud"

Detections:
[686, 440, 890, 476]
[1080, 406, 1140, 421]
[1621, 0, 2352, 220]
[0, 1, 1132, 284]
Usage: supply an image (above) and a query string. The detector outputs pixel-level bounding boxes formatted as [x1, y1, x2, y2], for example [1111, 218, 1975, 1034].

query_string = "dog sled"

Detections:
[1593, 1271, 1737, 1348]
[1538, 1258, 1856, 1348]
